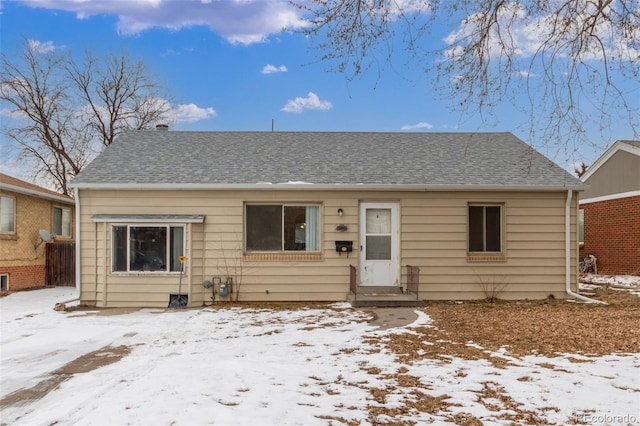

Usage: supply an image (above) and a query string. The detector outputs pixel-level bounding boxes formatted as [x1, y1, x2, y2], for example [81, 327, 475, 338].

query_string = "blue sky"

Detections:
[1, 0, 638, 182]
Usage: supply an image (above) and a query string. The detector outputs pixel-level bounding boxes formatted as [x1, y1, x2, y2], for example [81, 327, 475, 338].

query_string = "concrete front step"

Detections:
[347, 292, 422, 308]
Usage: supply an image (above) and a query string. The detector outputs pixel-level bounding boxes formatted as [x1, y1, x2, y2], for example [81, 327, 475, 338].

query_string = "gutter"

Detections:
[565, 189, 606, 304]
[0, 182, 75, 204]
[56, 188, 81, 308]
[70, 182, 587, 192]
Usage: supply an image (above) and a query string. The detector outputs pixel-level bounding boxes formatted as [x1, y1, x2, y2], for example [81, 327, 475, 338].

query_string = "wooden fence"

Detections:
[46, 242, 76, 287]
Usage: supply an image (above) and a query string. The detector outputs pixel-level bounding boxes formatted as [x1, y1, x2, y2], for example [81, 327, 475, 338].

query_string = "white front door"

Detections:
[359, 202, 399, 287]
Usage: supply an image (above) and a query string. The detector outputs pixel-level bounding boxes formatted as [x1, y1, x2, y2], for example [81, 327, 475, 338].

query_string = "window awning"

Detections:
[91, 214, 205, 223]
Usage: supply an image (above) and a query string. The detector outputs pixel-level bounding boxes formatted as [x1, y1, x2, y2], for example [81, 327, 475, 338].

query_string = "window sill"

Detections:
[0, 233, 17, 240]
[467, 254, 506, 262]
[110, 271, 182, 276]
[244, 253, 323, 261]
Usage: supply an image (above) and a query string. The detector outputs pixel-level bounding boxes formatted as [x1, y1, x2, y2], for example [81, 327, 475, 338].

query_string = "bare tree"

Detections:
[1, 41, 171, 195]
[294, 0, 640, 152]
[67, 52, 170, 148]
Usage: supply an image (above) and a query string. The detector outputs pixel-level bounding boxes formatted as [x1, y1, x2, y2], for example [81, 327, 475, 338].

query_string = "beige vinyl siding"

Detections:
[77, 189, 578, 307]
[400, 192, 577, 300]
[582, 150, 640, 199]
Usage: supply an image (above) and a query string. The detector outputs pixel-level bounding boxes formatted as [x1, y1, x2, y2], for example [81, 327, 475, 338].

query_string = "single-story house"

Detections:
[579, 140, 640, 275]
[0, 173, 75, 291]
[70, 130, 586, 308]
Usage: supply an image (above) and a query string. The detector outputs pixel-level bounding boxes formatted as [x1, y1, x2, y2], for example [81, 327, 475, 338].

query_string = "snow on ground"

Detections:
[1, 288, 639, 426]
[580, 274, 640, 296]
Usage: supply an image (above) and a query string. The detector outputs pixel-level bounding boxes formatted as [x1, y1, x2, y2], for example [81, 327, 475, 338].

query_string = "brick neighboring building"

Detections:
[0, 173, 75, 291]
[579, 141, 640, 275]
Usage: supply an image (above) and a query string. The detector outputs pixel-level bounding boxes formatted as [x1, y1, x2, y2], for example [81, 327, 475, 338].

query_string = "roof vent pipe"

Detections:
[156, 124, 169, 131]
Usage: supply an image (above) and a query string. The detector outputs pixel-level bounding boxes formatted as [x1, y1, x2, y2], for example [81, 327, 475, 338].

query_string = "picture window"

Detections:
[245, 204, 320, 252]
[112, 225, 184, 273]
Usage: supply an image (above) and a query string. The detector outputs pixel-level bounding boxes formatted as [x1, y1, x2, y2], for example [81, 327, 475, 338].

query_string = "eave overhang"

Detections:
[72, 183, 587, 192]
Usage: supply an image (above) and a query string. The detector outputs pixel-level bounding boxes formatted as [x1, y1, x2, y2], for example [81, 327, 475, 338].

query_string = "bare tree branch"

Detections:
[294, 0, 640, 152]
[1, 40, 171, 194]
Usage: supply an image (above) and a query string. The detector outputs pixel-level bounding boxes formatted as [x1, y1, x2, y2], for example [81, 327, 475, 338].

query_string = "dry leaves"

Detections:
[421, 288, 640, 358]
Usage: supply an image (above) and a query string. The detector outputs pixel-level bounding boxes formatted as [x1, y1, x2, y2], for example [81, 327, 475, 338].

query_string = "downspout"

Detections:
[56, 188, 81, 307]
[565, 189, 606, 304]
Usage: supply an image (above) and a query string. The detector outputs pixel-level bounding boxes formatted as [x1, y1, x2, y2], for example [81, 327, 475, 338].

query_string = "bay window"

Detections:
[112, 225, 184, 272]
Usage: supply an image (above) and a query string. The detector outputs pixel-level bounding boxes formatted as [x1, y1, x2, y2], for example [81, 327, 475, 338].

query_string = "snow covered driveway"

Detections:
[1, 288, 638, 425]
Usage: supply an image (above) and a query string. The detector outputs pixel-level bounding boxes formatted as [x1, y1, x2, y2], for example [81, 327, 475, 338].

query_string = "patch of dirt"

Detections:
[0, 345, 131, 410]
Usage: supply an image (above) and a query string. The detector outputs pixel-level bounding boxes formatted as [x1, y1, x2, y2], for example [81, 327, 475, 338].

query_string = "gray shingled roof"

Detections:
[71, 131, 585, 190]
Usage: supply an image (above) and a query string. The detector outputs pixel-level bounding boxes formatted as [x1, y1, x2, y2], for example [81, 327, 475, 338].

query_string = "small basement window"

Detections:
[1, 274, 8, 292]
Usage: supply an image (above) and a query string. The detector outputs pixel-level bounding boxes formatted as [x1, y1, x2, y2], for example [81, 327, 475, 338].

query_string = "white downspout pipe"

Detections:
[565, 189, 606, 304]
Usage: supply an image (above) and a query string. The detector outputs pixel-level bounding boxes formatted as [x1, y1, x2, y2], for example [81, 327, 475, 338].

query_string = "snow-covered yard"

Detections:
[1, 286, 638, 426]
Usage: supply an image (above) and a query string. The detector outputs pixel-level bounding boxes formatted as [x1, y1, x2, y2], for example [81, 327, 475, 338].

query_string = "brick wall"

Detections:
[0, 265, 46, 291]
[579, 195, 640, 275]
[1, 189, 74, 291]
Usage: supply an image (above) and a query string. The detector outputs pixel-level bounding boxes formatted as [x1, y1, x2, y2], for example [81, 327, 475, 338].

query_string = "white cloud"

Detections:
[281, 92, 332, 113]
[261, 64, 288, 74]
[401, 122, 434, 131]
[20, 1, 308, 45]
[28, 40, 56, 54]
[516, 70, 534, 78]
[0, 107, 28, 119]
[170, 103, 217, 123]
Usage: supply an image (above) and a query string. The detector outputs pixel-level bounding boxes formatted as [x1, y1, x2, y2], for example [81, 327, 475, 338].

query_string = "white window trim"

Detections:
[467, 203, 504, 254]
[244, 203, 322, 253]
[0, 195, 16, 234]
[579, 190, 640, 205]
[111, 223, 186, 274]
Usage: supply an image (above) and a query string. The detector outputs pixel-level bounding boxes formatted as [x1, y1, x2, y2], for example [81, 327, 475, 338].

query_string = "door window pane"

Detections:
[366, 209, 391, 234]
[366, 235, 391, 260]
